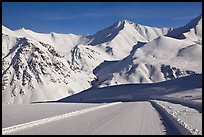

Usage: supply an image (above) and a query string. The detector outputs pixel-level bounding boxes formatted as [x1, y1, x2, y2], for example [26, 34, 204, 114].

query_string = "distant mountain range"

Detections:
[2, 14, 202, 103]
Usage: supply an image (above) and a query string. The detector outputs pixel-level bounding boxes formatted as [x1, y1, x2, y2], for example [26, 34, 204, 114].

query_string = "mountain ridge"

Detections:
[2, 14, 202, 103]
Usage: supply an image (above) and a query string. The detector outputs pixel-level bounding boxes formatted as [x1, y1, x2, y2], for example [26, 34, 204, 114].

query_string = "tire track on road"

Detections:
[2, 102, 121, 135]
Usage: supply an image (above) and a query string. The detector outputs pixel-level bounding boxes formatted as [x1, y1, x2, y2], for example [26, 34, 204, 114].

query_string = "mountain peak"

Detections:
[112, 20, 126, 29]
[186, 14, 202, 27]
[114, 19, 136, 27]
[2, 14, 202, 104]
[166, 14, 202, 39]
[123, 19, 135, 24]
[117, 19, 129, 24]
[16, 27, 28, 32]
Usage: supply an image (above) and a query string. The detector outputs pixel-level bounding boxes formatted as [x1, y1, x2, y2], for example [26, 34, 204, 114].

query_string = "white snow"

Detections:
[2, 15, 202, 135]
[93, 35, 201, 87]
[2, 13, 202, 135]
[2, 14, 202, 103]
[163, 88, 202, 103]
[2, 26, 87, 55]
[154, 100, 202, 135]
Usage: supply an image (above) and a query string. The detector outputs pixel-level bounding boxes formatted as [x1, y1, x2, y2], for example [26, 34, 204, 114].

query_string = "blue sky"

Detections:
[2, 2, 202, 35]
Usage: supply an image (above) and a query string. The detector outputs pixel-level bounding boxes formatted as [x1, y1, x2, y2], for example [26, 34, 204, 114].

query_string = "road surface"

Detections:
[2, 101, 166, 135]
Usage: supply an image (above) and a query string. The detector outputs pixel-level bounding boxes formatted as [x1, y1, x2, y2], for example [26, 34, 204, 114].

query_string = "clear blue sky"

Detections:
[2, 2, 202, 35]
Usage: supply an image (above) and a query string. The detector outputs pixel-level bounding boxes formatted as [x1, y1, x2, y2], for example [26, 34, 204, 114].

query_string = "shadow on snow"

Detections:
[53, 74, 202, 112]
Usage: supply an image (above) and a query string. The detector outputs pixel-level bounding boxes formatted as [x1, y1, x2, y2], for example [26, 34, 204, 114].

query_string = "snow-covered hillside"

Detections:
[166, 14, 202, 41]
[2, 36, 95, 103]
[86, 20, 171, 58]
[2, 26, 89, 55]
[93, 36, 201, 87]
[2, 14, 202, 103]
[91, 15, 202, 87]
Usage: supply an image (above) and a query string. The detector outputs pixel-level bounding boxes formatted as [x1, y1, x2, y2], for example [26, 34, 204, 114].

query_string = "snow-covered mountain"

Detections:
[92, 15, 202, 87]
[92, 36, 201, 87]
[86, 19, 172, 59]
[2, 35, 95, 103]
[166, 14, 202, 41]
[2, 14, 202, 103]
[2, 26, 89, 55]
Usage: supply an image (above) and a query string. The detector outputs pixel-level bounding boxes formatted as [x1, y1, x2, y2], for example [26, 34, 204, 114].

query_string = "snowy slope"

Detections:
[2, 36, 94, 103]
[64, 20, 174, 76]
[2, 73, 202, 134]
[2, 26, 88, 55]
[92, 36, 201, 87]
[2, 14, 202, 103]
[92, 15, 202, 87]
[166, 14, 202, 41]
[86, 20, 171, 59]
[154, 100, 202, 135]
[58, 74, 202, 103]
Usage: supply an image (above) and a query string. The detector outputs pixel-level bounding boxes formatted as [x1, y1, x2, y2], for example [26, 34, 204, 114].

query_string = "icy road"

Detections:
[3, 102, 165, 135]
[2, 101, 200, 135]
